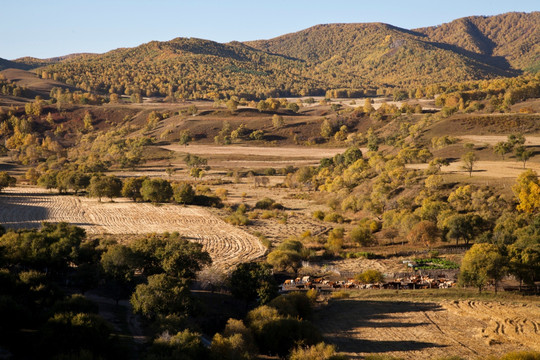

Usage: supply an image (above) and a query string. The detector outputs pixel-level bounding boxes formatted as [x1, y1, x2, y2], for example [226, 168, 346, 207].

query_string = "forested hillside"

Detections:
[8, 12, 540, 100]
[415, 12, 540, 72]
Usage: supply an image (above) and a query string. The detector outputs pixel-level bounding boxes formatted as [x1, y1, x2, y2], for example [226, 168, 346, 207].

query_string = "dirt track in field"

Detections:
[0, 187, 266, 268]
[316, 299, 540, 359]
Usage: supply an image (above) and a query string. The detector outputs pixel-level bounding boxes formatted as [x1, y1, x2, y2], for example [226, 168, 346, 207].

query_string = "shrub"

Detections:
[349, 225, 375, 246]
[323, 212, 344, 223]
[226, 212, 250, 226]
[215, 188, 228, 200]
[255, 197, 283, 210]
[289, 342, 348, 360]
[355, 269, 384, 284]
[312, 210, 325, 220]
[269, 292, 313, 320]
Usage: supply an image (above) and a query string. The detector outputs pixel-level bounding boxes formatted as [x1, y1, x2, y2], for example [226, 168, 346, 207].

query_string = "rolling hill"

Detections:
[415, 12, 540, 72]
[3, 12, 538, 99]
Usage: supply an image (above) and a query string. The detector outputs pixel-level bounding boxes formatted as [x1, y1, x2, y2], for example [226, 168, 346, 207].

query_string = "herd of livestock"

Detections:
[280, 275, 456, 292]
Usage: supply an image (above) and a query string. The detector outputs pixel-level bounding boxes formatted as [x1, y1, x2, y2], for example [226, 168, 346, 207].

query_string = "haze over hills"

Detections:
[3, 11, 539, 99]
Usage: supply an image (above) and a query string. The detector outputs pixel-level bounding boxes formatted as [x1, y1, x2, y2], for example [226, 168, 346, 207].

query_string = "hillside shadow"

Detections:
[317, 300, 447, 354]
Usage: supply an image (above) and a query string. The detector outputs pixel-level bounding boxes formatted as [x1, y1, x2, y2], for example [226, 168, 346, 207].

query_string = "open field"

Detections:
[162, 144, 349, 169]
[316, 295, 540, 359]
[409, 160, 540, 178]
[0, 187, 266, 268]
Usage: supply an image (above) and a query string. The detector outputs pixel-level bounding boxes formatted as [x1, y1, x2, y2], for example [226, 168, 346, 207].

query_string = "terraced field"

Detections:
[316, 298, 540, 359]
[0, 187, 266, 268]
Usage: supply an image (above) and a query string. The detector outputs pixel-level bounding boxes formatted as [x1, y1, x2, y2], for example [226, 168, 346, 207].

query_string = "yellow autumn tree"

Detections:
[513, 170, 540, 213]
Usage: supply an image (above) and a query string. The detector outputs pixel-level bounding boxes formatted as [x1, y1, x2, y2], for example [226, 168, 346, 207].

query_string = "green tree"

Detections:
[459, 243, 507, 293]
[131, 273, 192, 319]
[515, 145, 533, 168]
[320, 119, 333, 139]
[121, 176, 147, 202]
[461, 151, 477, 177]
[272, 114, 284, 128]
[230, 262, 277, 305]
[173, 182, 195, 204]
[101, 245, 137, 283]
[41, 312, 116, 359]
[88, 175, 122, 201]
[226, 99, 239, 112]
[349, 225, 374, 246]
[187, 105, 198, 115]
[0, 171, 16, 193]
[83, 111, 94, 131]
[444, 213, 484, 246]
[141, 178, 173, 203]
[494, 141, 511, 160]
[179, 130, 192, 146]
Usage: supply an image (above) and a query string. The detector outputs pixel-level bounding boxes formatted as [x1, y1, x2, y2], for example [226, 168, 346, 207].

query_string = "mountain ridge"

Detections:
[4, 11, 537, 99]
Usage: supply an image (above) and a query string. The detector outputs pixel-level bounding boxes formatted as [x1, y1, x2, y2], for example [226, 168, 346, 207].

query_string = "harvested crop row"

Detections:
[0, 187, 266, 268]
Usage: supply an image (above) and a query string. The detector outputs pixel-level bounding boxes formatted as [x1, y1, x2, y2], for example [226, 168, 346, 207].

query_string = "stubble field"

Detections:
[0, 187, 267, 269]
[316, 297, 540, 359]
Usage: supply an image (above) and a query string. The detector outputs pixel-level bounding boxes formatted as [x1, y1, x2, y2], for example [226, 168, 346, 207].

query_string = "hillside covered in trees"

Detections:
[5, 12, 538, 100]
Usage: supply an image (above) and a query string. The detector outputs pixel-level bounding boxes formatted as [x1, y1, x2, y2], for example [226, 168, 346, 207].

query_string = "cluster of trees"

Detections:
[0, 223, 126, 358]
[279, 118, 538, 287]
[34, 169, 222, 207]
[0, 75, 26, 97]
[214, 121, 265, 145]
[493, 133, 533, 167]
[0, 103, 65, 165]
[0, 220, 345, 359]
[425, 74, 540, 113]
[0, 223, 217, 359]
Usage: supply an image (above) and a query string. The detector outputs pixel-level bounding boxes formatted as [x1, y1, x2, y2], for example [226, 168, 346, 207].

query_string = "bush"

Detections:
[312, 210, 325, 221]
[355, 269, 384, 284]
[226, 212, 250, 226]
[323, 212, 344, 223]
[255, 197, 283, 210]
[252, 317, 322, 357]
[500, 351, 540, 360]
[268, 292, 313, 320]
[289, 342, 348, 360]
[349, 225, 375, 246]
[331, 291, 350, 299]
